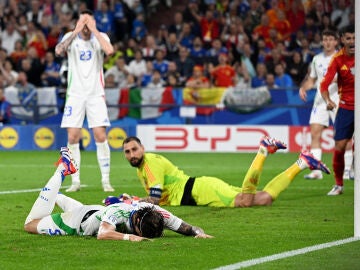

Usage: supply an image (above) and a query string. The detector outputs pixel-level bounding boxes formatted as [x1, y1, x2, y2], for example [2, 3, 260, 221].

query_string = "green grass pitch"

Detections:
[0, 150, 358, 270]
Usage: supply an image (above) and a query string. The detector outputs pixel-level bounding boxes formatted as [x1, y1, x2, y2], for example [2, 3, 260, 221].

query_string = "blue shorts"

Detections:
[334, 108, 354, 140]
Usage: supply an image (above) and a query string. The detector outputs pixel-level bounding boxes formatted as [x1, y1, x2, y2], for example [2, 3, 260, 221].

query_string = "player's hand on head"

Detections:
[85, 16, 97, 32]
[74, 16, 86, 33]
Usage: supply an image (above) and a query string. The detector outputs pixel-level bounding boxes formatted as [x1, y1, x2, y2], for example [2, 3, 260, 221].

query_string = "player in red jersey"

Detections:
[320, 25, 355, 195]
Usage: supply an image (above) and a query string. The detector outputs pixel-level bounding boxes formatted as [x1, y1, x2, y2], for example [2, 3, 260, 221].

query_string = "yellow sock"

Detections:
[242, 152, 266, 194]
[262, 163, 301, 200]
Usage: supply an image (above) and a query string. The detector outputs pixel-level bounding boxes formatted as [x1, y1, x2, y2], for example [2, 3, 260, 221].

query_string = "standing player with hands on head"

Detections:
[299, 30, 353, 180]
[320, 25, 355, 196]
[55, 10, 115, 192]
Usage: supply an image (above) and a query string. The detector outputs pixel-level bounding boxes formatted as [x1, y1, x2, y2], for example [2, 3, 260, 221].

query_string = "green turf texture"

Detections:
[0, 150, 358, 270]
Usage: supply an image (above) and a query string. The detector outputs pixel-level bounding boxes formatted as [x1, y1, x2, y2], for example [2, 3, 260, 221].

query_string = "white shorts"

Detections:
[309, 85, 339, 127]
[36, 205, 103, 236]
[61, 95, 110, 128]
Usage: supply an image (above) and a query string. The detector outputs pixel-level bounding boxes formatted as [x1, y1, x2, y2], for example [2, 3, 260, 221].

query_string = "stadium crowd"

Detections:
[0, 0, 355, 124]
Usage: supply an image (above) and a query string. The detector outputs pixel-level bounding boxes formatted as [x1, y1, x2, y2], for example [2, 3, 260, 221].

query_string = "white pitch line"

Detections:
[0, 185, 88, 195]
[212, 237, 360, 270]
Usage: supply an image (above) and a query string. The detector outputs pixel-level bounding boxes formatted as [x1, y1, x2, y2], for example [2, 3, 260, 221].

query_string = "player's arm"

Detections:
[85, 15, 114, 56]
[55, 16, 86, 56]
[176, 221, 213, 239]
[97, 221, 149, 241]
[155, 205, 213, 238]
[320, 59, 337, 110]
[299, 73, 316, 102]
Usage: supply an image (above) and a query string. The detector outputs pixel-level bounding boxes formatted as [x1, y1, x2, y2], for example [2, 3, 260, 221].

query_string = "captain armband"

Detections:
[149, 187, 162, 198]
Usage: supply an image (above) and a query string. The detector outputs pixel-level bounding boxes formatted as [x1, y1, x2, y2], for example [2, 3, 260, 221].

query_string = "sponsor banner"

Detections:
[137, 125, 290, 152]
[288, 126, 334, 153]
[0, 125, 131, 151]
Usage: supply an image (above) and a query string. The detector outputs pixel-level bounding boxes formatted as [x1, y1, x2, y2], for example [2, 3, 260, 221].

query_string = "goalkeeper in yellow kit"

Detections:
[122, 136, 330, 207]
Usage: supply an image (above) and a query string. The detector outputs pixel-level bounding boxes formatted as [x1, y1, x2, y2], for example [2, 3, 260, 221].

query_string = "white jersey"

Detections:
[309, 51, 339, 106]
[62, 31, 110, 97]
[81, 202, 183, 236]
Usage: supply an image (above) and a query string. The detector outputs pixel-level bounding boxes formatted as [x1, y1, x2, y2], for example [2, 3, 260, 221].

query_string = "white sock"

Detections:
[96, 140, 111, 184]
[310, 148, 322, 174]
[68, 143, 81, 185]
[344, 149, 353, 171]
[25, 169, 63, 225]
[56, 193, 83, 212]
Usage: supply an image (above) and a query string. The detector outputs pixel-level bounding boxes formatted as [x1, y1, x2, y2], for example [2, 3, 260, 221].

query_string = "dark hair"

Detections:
[322, 29, 337, 39]
[135, 206, 164, 238]
[80, 9, 94, 16]
[340, 25, 355, 36]
[122, 136, 142, 147]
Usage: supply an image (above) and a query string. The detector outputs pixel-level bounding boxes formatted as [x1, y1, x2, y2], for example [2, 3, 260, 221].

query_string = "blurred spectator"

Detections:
[113, 0, 129, 41]
[252, 37, 271, 64]
[297, 36, 316, 65]
[26, 0, 44, 26]
[234, 61, 251, 88]
[165, 32, 180, 61]
[301, 14, 319, 41]
[15, 71, 38, 112]
[206, 38, 228, 65]
[221, 21, 249, 51]
[1, 22, 23, 55]
[168, 11, 184, 37]
[152, 49, 169, 79]
[209, 53, 235, 87]
[243, 0, 263, 34]
[189, 36, 207, 65]
[240, 42, 256, 78]
[319, 13, 337, 33]
[140, 60, 154, 86]
[142, 34, 157, 60]
[285, 0, 305, 33]
[179, 22, 195, 49]
[104, 42, 124, 71]
[105, 56, 129, 89]
[166, 61, 181, 87]
[286, 51, 307, 87]
[46, 24, 61, 50]
[191, 8, 220, 47]
[252, 14, 272, 49]
[264, 48, 286, 74]
[182, 0, 201, 37]
[20, 48, 44, 86]
[127, 49, 147, 78]
[174, 46, 195, 86]
[265, 73, 278, 89]
[147, 69, 165, 88]
[156, 24, 168, 49]
[131, 13, 147, 42]
[41, 50, 61, 87]
[309, 32, 323, 55]
[185, 65, 210, 90]
[331, 0, 352, 30]
[26, 21, 48, 59]
[0, 86, 11, 125]
[0, 58, 19, 87]
[94, 1, 115, 38]
[274, 62, 293, 89]
[15, 14, 29, 38]
[273, 10, 291, 45]
[251, 62, 267, 88]
[307, 0, 327, 29]
[125, 38, 140, 61]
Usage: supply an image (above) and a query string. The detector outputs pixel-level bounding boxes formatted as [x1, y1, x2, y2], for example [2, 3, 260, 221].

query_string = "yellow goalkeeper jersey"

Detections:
[136, 153, 190, 206]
